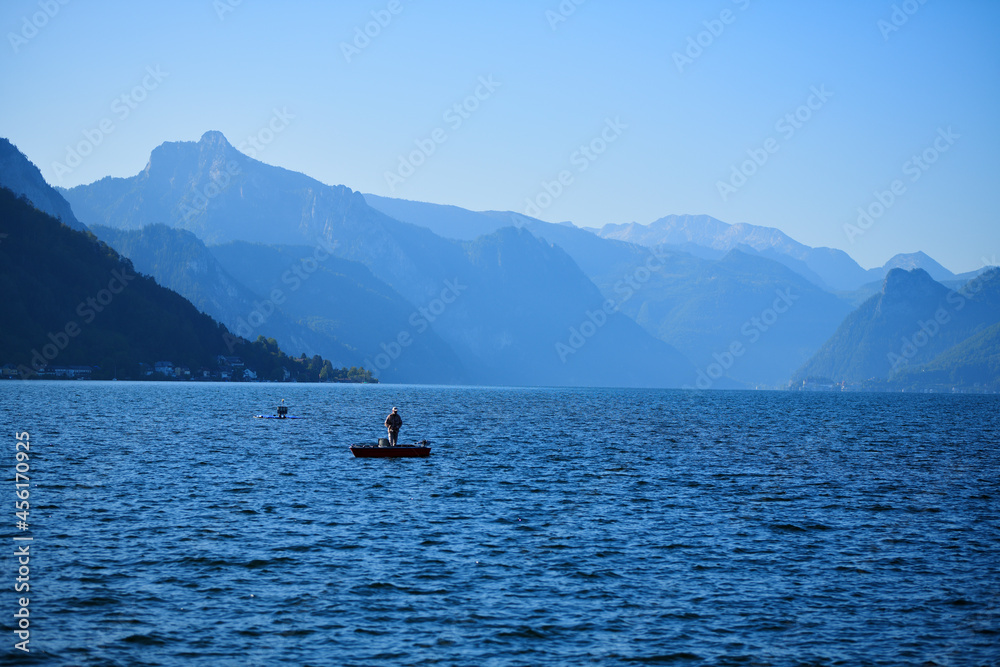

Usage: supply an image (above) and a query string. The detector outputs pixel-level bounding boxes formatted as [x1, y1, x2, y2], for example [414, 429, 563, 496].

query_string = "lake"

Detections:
[1, 382, 998, 665]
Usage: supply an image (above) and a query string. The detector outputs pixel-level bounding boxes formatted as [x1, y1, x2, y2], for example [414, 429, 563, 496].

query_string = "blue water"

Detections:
[1, 382, 998, 666]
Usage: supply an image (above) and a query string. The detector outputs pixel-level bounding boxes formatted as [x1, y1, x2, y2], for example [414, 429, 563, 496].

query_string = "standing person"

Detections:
[385, 407, 402, 446]
[276, 399, 288, 419]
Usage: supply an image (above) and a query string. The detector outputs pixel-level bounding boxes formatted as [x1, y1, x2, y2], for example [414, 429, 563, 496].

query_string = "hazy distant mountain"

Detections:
[484, 216, 850, 387]
[597, 214, 875, 292]
[62, 132, 695, 387]
[344, 195, 856, 386]
[90, 224, 351, 362]
[210, 241, 467, 383]
[825, 250, 985, 309]
[365, 194, 970, 298]
[600, 214, 775, 250]
[0, 137, 86, 231]
[598, 216, 854, 291]
[881, 251, 955, 282]
[616, 249, 852, 387]
[59, 131, 359, 243]
[60, 131, 474, 306]
[794, 268, 1000, 384]
[358, 197, 862, 385]
[364, 198, 911, 294]
[363, 193, 505, 241]
[451, 226, 695, 386]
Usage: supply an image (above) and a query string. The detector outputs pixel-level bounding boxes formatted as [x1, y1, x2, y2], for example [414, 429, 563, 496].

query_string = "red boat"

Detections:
[350, 440, 431, 458]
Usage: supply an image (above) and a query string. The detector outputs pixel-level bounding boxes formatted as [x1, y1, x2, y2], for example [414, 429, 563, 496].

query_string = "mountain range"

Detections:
[2, 130, 994, 391]
[360, 198, 981, 293]
[58, 132, 694, 387]
[362, 199, 853, 386]
[597, 215, 993, 289]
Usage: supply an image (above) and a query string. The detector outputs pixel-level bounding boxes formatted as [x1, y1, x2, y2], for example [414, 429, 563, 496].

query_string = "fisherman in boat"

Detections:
[276, 399, 289, 419]
[384, 407, 402, 446]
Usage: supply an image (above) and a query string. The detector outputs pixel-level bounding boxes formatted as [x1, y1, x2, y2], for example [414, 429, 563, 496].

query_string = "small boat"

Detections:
[350, 439, 431, 458]
[255, 400, 298, 419]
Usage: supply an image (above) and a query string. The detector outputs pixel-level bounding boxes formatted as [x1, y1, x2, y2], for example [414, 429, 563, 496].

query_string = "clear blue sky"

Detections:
[2, 0, 998, 272]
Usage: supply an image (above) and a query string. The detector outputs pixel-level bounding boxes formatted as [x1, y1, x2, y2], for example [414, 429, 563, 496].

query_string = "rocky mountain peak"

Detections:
[881, 267, 938, 296]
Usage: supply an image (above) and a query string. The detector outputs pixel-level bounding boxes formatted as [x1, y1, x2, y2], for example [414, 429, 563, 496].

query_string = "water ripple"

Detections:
[1, 383, 997, 666]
